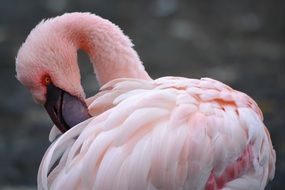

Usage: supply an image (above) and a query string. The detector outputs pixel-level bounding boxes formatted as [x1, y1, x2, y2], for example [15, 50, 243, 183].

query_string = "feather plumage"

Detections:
[39, 77, 275, 190]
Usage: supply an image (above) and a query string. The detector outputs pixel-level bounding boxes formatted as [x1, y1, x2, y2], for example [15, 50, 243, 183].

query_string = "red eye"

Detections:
[42, 75, 51, 85]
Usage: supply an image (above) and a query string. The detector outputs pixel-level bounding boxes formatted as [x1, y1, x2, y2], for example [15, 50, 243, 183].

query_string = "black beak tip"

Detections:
[44, 83, 91, 133]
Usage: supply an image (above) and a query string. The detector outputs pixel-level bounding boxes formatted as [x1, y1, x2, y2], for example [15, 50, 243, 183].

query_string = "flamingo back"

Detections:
[39, 77, 275, 190]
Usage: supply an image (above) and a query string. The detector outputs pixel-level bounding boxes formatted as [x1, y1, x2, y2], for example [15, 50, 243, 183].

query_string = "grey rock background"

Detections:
[0, 0, 284, 189]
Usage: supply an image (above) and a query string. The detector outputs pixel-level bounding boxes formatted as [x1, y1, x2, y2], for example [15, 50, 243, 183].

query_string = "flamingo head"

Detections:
[15, 19, 91, 133]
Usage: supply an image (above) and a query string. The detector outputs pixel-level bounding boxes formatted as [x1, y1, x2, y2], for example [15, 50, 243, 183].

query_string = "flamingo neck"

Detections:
[54, 13, 151, 85]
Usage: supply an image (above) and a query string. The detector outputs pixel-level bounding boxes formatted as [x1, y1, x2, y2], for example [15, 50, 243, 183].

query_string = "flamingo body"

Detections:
[15, 13, 275, 190]
[41, 77, 275, 190]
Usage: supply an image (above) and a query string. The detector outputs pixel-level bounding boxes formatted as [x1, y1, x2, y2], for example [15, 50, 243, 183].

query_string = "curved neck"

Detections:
[55, 13, 151, 85]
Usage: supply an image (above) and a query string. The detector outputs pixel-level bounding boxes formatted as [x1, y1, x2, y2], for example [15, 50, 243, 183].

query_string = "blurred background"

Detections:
[0, 0, 284, 189]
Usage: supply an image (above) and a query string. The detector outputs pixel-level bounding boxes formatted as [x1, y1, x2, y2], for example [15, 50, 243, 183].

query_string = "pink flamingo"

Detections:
[16, 13, 275, 190]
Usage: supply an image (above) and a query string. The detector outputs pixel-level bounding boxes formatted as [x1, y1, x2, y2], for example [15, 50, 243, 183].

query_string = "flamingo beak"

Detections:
[44, 83, 91, 133]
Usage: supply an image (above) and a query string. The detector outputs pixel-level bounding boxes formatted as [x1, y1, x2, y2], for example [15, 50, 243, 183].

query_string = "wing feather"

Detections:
[39, 77, 275, 190]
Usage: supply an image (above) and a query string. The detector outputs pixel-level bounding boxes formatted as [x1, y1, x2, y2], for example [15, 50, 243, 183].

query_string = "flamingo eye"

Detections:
[43, 75, 51, 85]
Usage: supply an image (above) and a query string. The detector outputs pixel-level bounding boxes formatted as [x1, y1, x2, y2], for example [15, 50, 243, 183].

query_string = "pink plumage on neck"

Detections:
[16, 12, 151, 104]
